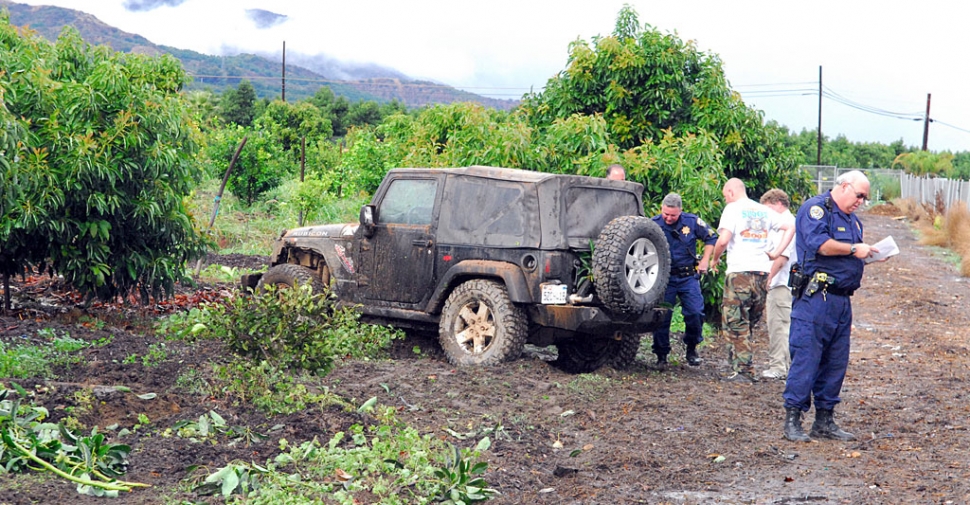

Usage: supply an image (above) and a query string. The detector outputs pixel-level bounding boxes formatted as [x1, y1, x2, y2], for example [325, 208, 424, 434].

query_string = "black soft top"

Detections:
[385, 166, 645, 250]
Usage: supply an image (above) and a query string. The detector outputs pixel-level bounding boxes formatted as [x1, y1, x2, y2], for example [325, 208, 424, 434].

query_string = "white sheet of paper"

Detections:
[865, 235, 899, 263]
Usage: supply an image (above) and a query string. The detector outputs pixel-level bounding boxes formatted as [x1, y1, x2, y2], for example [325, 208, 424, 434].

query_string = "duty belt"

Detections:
[804, 271, 854, 298]
[671, 266, 696, 277]
[824, 286, 854, 297]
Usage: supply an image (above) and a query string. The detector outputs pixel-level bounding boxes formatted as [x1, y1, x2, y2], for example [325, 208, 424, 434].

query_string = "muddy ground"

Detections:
[1, 207, 969, 504]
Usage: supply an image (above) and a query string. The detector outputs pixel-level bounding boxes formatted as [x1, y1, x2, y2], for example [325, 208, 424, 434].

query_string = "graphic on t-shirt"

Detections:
[739, 209, 769, 242]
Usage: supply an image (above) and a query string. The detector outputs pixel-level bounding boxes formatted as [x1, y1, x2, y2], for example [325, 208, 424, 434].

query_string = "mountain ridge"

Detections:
[0, 0, 519, 109]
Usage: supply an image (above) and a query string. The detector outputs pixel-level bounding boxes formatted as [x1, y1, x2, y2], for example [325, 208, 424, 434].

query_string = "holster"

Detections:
[788, 263, 808, 292]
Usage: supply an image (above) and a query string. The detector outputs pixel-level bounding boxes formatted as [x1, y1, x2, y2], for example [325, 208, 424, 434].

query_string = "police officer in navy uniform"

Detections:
[783, 170, 883, 442]
[650, 193, 717, 368]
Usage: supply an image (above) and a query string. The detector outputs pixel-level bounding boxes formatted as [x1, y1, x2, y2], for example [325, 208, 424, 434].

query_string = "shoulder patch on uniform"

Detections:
[697, 217, 708, 228]
[809, 205, 825, 220]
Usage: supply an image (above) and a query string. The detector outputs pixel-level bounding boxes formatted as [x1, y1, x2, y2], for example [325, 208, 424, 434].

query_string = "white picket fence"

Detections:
[900, 172, 970, 210]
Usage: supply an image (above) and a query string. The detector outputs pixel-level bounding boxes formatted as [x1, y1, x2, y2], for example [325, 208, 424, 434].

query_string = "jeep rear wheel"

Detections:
[593, 216, 670, 314]
[256, 264, 325, 294]
[610, 332, 642, 369]
[439, 279, 527, 366]
[553, 336, 616, 374]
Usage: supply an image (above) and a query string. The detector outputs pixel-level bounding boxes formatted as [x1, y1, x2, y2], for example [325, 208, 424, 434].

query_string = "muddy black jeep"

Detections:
[242, 166, 670, 372]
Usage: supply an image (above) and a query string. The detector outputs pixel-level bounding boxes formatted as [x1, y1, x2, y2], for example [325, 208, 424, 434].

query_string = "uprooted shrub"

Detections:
[158, 284, 403, 374]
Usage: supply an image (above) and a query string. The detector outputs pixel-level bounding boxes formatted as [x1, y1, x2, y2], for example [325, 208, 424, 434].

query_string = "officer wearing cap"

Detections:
[782, 170, 883, 442]
[650, 193, 717, 368]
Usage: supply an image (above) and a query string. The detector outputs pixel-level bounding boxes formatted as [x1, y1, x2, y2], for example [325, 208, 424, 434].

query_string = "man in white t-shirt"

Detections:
[761, 189, 797, 380]
[710, 178, 794, 383]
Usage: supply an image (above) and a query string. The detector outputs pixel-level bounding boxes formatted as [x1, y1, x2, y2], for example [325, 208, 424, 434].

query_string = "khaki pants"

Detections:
[765, 285, 792, 376]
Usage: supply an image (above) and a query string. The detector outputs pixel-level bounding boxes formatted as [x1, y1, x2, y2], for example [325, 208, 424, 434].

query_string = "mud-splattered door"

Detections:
[359, 178, 438, 304]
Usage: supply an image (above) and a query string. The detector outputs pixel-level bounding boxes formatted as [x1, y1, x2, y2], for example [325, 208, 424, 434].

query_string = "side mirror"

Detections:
[360, 205, 376, 238]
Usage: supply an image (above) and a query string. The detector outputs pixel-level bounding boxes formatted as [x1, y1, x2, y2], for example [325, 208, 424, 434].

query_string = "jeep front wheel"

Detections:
[593, 216, 670, 314]
[256, 264, 325, 294]
[439, 279, 527, 366]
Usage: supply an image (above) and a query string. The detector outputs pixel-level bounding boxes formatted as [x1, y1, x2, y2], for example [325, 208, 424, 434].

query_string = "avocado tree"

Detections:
[518, 5, 811, 204]
[0, 17, 209, 302]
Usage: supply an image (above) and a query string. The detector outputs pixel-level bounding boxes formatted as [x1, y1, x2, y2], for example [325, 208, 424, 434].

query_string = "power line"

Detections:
[934, 120, 970, 134]
[734, 81, 817, 89]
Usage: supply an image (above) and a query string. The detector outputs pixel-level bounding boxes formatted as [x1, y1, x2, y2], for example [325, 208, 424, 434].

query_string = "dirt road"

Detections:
[2, 206, 969, 504]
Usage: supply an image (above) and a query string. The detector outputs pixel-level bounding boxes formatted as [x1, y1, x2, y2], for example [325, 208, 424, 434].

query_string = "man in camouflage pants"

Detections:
[710, 179, 794, 382]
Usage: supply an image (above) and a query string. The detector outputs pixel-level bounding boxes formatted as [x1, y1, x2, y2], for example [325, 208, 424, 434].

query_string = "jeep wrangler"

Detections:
[241, 166, 670, 373]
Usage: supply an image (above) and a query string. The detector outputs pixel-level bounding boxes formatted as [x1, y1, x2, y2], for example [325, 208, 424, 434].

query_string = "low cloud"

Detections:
[123, 0, 188, 12]
[246, 9, 288, 29]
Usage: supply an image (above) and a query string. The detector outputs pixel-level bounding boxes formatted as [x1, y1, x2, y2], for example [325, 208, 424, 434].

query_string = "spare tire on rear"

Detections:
[592, 216, 670, 314]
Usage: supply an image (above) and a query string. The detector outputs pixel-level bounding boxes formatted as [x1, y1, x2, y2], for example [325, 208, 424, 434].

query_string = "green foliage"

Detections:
[338, 126, 406, 195]
[308, 86, 352, 136]
[952, 151, 970, 180]
[0, 389, 146, 497]
[517, 5, 812, 203]
[220, 79, 257, 127]
[0, 17, 210, 301]
[892, 150, 955, 177]
[177, 284, 402, 374]
[170, 410, 269, 446]
[0, 330, 88, 378]
[205, 404, 496, 504]
[184, 89, 223, 131]
[140, 342, 169, 367]
[869, 171, 902, 201]
[781, 126, 918, 170]
[433, 440, 498, 504]
[205, 125, 291, 206]
[160, 283, 403, 380]
[255, 99, 333, 158]
[193, 461, 267, 498]
[666, 304, 718, 338]
[214, 359, 335, 416]
[189, 176, 367, 254]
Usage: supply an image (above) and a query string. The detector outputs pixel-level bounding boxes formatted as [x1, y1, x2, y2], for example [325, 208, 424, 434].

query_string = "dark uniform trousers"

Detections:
[783, 291, 852, 411]
[651, 273, 705, 357]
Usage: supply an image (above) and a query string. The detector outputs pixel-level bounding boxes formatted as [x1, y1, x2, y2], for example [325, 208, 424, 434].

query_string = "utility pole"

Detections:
[817, 65, 822, 166]
[922, 93, 931, 151]
[282, 41, 286, 102]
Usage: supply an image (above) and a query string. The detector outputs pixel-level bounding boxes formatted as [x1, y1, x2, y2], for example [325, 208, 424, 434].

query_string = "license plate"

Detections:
[540, 283, 568, 304]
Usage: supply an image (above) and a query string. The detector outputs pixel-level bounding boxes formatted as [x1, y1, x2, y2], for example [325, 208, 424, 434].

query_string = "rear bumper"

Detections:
[527, 304, 667, 336]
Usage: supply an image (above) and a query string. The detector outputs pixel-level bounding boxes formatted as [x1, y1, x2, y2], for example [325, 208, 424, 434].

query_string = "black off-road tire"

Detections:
[256, 264, 325, 294]
[438, 279, 527, 366]
[593, 216, 670, 314]
[609, 332, 642, 369]
[553, 337, 616, 374]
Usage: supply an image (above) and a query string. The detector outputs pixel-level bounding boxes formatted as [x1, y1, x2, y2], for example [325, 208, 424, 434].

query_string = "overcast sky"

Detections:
[13, 0, 970, 153]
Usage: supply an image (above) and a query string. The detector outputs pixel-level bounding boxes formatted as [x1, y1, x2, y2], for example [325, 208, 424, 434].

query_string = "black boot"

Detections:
[655, 354, 668, 369]
[810, 408, 856, 441]
[685, 345, 701, 366]
[784, 407, 811, 442]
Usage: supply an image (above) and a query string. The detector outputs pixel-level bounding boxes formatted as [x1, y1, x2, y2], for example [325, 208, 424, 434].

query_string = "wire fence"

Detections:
[801, 166, 903, 204]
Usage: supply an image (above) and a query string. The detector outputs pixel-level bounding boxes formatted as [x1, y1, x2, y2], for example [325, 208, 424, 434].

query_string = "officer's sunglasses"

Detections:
[844, 182, 868, 201]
